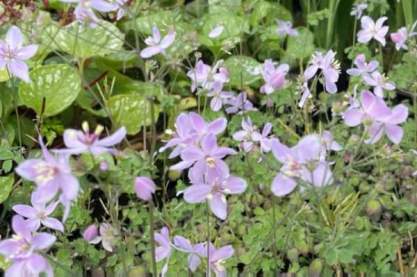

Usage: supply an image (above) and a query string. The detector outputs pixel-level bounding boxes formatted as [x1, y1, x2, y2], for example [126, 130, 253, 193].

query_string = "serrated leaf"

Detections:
[224, 56, 261, 88]
[42, 21, 124, 58]
[108, 94, 160, 135]
[0, 174, 14, 203]
[19, 64, 81, 117]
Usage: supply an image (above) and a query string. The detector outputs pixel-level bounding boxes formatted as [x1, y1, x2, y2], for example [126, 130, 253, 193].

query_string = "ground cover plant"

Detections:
[1, 0, 417, 276]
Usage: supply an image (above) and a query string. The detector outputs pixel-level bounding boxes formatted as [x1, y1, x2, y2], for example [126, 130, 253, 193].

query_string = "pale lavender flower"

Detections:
[363, 71, 395, 97]
[57, 122, 126, 155]
[298, 82, 311, 108]
[225, 92, 255, 114]
[0, 215, 55, 277]
[170, 133, 236, 175]
[0, 26, 38, 82]
[321, 131, 343, 153]
[15, 137, 79, 210]
[357, 16, 389, 46]
[134, 176, 156, 201]
[187, 60, 229, 93]
[209, 25, 224, 38]
[197, 243, 234, 276]
[271, 135, 333, 196]
[83, 224, 101, 243]
[347, 54, 379, 77]
[343, 90, 408, 144]
[260, 59, 289, 94]
[350, 3, 368, 19]
[140, 26, 176, 58]
[304, 50, 340, 93]
[112, 0, 128, 20]
[155, 227, 171, 276]
[184, 165, 246, 220]
[276, 20, 298, 37]
[390, 23, 417, 50]
[160, 113, 227, 158]
[206, 82, 234, 112]
[173, 236, 205, 272]
[61, 0, 117, 25]
[13, 195, 64, 232]
[233, 118, 273, 153]
[83, 223, 117, 252]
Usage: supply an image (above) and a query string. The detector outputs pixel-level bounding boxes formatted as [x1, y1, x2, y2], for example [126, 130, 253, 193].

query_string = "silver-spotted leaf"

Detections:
[19, 64, 81, 117]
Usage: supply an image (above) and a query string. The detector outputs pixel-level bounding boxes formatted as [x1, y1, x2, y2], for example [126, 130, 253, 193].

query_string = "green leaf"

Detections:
[283, 27, 315, 62]
[198, 11, 249, 51]
[0, 68, 10, 82]
[108, 93, 161, 135]
[0, 174, 14, 203]
[19, 64, 81, 117]
[224, 56, 261, 88]
[42, 21, 124, 58]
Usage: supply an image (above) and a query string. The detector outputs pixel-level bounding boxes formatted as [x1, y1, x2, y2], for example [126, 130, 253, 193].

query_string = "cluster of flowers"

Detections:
[0, 123, 126, 276]
[61, 0, 128, 25]
[152, 227, 234, 276]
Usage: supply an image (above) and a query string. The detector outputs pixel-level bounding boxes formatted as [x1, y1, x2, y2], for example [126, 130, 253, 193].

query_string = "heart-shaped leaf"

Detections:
[19, 64, 81, 117]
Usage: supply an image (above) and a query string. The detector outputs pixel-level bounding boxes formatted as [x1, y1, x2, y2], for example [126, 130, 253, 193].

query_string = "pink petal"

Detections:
[271, 173, 297, 196]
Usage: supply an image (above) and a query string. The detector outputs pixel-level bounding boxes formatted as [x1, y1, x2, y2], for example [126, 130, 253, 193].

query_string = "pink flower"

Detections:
[140, 26, 176, 58]
[363, 71, 395, 98]
[0, 26, 38, 82]
[134, 176, 156, 201]
[304, 50, 340, 93]
[276, 20, 298, 37]
[357, 16, 389, 46]
[260, 59, 289, 94]
[346, 54, 378, 77]
[390, 23, 417, 50]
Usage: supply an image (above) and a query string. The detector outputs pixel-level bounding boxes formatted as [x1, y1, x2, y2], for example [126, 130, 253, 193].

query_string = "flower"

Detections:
[170, 133, 236, 175]
[13, 194, 64, 232]
[271, 135, 333, 196]
[0, 215, 55, 277]
[304, 50, 340, 93]
[140, 26, 176, 58]
[298, 82, 311, 108]
[233, 118, 273, 153]
[184, 164, 246, 220]
[83, 223, 118, 252]
[154, 227, 172, 275]
[260, 59, 289, 94]
[187, 60, 229, 93]
[350, 3, 368, 19]
[15, 137, 79, 211]
[209, 25, 224, 38]
[390, 24, 417, 50]
[343, 91, 408, 144]
[225, 92, 256, 114]
[112, 0, 128, 20]
[173, 236, 205, 272]
[160, 112, 227, 158]
[363, 71, 395, 97]
[134, 176, 156, 201]
[357, 16, 389, 46]
[198, 243, 234, 276]
[0, 26, 38, 82]
[61, 0, 117, 25]
[82, 224, 101, 243]
[276, 20, 298, 37]
[58, 122, 126, 155]
[346, 54, 379, 77]
[206, 82, 234, 112]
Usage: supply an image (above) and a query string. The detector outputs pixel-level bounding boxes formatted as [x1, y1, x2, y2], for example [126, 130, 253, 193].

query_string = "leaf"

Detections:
[198, 11, 249, 51]
[42, 21, 124, 58]
[0, 68, 10, 82]
[224, 56, 261, 88]
[108, 93, 161, 135]
[283, 27, 315, 62]
[19, 64, 81, 117]
[0, 174, 14, 204]
[249, 0, 292, 27]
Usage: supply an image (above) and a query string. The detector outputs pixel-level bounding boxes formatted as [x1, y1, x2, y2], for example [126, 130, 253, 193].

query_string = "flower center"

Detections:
[35, 163, 58, 184]
[206, 157, 216, 168]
